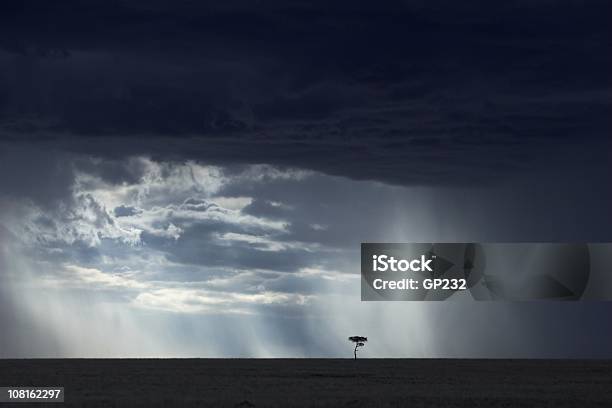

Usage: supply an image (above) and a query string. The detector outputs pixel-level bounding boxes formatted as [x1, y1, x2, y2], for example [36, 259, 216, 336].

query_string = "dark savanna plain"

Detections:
[1, 359, 612, 407]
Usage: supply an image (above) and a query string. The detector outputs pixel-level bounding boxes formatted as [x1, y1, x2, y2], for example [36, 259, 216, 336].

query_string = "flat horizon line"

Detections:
[2, 357, 611, 361]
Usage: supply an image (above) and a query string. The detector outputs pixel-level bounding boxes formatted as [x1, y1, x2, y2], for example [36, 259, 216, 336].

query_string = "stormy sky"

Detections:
[0, 0, 611, 357]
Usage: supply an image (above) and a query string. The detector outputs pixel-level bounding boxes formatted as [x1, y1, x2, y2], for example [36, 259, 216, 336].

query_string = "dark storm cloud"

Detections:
[242, 199, 292, 220]
[113, 205, 141, 217]
[0, 146, 75, 207]
[1, 0, 610, 185]
[75, 157, 150, 186]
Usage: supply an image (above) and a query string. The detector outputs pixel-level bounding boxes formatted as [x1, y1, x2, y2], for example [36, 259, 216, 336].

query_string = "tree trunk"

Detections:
[354, 344, 358, 360]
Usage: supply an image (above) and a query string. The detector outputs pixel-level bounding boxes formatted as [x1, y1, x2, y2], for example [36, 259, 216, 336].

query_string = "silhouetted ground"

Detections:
[0, 359, 611, 407]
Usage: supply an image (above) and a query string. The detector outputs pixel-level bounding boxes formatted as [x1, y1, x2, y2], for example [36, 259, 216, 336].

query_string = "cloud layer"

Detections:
[1, 150, 612, 357]
[1, 1, 610, 185]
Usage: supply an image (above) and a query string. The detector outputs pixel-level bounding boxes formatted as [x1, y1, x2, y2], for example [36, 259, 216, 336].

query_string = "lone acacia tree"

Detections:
[348, 336, 367, 359]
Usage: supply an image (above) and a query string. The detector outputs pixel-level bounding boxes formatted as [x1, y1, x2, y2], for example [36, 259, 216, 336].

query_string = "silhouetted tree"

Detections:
[348, 336, 367, 359]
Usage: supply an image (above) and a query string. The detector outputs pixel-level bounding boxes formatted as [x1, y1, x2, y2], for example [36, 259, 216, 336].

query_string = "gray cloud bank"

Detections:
[1, 149, 611, 357]
[0, 0, 610, 185]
